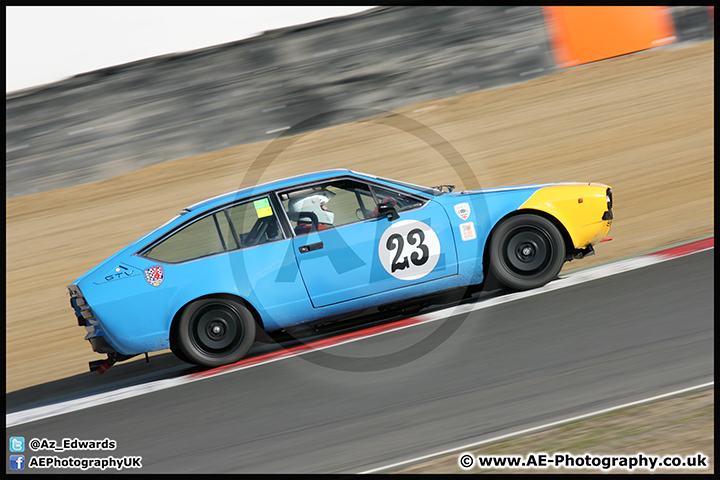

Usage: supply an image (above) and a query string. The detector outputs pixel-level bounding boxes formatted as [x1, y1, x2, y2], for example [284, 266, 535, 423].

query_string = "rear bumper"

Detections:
[88, 335, 118, 354]
[68, 284, 119, 355]
[68, 284, 92, 327]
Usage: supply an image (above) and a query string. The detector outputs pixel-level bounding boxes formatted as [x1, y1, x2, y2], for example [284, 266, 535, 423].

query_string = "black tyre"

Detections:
[170, 340, 191, 364]
[489, 214, 565, 291]
[176, 297, 256, 367]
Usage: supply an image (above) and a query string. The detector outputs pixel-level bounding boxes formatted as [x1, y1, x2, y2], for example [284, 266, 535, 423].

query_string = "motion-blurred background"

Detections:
[6, 6, 713, 197]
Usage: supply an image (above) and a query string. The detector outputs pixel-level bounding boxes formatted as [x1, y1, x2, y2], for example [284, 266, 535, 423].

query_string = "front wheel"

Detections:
[176, 298, 256, 367]
[489, 214, 565, 291]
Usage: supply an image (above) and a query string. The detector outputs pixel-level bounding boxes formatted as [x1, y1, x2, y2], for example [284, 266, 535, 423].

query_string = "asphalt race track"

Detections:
[6, 249, 713, 473]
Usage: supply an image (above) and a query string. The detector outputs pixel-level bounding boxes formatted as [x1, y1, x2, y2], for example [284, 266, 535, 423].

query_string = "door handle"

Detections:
[299, 242, 324, 253]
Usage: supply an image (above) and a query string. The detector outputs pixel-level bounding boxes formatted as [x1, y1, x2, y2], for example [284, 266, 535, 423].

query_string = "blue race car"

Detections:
[69, 169, 613, 371]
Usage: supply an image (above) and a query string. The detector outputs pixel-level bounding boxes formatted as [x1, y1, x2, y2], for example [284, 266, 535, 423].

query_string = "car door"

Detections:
[278, 177, 458, 308]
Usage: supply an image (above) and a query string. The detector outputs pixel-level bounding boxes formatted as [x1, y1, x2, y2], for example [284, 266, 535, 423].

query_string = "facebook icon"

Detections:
[10, 455, 25, 470]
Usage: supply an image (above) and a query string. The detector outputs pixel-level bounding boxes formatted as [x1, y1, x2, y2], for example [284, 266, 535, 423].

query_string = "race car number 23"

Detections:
[379, 220, 440, 281]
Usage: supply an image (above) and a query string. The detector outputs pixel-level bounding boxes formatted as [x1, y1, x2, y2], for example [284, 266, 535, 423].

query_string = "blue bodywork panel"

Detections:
[69, 170, 550, 356]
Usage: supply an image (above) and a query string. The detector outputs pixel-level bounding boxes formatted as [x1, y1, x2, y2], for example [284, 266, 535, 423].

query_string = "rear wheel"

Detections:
[489, 214, 565, 290]
[176, 297, 256, 367]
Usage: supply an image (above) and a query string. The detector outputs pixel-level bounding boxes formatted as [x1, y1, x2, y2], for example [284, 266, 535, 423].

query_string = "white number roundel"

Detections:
[378, 220, 441, 280]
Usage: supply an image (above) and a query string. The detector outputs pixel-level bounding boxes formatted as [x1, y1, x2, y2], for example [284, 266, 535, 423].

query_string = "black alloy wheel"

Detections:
[489, 214, 565, 291]
[176, 298, 256, 367]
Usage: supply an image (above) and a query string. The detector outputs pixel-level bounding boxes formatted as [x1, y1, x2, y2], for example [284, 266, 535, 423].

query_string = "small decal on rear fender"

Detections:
[143, 265, 165, 287]
[94, 263, 140, 284]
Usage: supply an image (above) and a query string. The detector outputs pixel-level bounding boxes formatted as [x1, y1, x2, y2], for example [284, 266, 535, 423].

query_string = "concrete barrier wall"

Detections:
[670, 6, 715, 43]
[4, 6, 712, 198]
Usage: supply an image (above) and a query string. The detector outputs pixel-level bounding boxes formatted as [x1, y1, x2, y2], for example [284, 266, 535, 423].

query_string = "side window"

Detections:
[369, 186, 425, 213]
[141, 196, 282, 263]
[225, 197, 282, 248]
[143, 214, 227, 263]
[280, 179, 375, 235]
[215, 210, 239, 251]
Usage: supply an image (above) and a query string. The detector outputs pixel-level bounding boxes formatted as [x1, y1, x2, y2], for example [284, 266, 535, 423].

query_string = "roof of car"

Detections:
[182, 168, 368, 213]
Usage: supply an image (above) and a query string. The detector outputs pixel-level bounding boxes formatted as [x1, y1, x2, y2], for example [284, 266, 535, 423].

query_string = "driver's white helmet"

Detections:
[288, 191, 335, 225]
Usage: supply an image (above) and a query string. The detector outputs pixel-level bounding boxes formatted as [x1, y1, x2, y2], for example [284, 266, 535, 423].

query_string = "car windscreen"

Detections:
[375, 176, 445, 196]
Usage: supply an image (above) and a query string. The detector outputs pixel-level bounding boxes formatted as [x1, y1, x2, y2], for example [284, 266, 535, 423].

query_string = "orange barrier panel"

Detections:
[543, 6, 677, 68]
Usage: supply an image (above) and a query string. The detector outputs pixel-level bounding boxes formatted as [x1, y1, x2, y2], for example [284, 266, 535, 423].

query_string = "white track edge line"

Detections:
[359, 381, 715, 474]
[6, 245, 713, 428]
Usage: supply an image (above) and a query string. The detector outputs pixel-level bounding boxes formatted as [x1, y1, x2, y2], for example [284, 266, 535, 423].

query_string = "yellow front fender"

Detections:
[519, 184, 612, 249]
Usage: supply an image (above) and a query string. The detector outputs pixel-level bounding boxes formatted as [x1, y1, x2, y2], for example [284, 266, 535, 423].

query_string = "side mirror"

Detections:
[377, 203, 399, 221]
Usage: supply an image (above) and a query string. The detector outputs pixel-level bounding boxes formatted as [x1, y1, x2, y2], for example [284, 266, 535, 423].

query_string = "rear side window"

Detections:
[225, 198, 282, 248]
[141, 196, 282, 263]
[142, 214, 227, 263]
